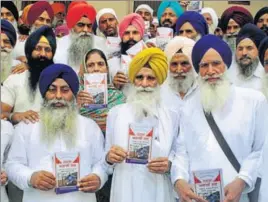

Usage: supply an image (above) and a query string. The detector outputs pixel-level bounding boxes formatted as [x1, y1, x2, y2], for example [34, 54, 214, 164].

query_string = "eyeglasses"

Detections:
[34, 46, 52, 53]
[199, 60, 223, 68]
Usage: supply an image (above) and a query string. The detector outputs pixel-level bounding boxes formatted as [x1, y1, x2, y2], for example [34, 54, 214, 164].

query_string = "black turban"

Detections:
[254, 7, 268, 24]
[1, 1, 19, 21]
[259, 37, 268, 67]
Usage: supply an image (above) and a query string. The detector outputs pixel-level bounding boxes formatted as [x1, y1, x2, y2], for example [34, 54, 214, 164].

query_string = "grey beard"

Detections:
[1, 52, 13, 83]
[168, 70, 195, 94]
[29, 26, 38, 34]
[235, 57, 259, 78]
[223, 34, 238, 53]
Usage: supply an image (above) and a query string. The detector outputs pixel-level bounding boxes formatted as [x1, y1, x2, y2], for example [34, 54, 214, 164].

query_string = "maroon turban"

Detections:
[27, 1, 54, 26]
[220, 6, 253, 33]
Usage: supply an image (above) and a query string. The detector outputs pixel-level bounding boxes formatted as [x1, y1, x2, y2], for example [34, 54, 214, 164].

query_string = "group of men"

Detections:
[1, 1, 268, 202]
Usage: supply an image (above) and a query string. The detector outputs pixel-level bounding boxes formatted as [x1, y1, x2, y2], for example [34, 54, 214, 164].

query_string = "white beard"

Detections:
[40, 98, 78, 149]
[208, 24, 217, 34]
[194, 34, 202, 42]
[1, 50, 13, 83]
[29, 25, 38, 34]
[198, 72, 231, 114]
[262, 74, 268, 100]
[126, 85, 161, 120]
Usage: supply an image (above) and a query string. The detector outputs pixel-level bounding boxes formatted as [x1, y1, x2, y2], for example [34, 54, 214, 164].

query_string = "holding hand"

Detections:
[147, 157, 170, 174]
[77, 91, 94, 107]
[106, 145, 127, 164]
[1, 171, 8, 185]
[223, 178, 245, 202]
[78, 174, 101, 192]
[12, 110, 39, 124]
[12, 63, 29, 74]
[30, 171, 56, 191]
[112, 72, 128, 90]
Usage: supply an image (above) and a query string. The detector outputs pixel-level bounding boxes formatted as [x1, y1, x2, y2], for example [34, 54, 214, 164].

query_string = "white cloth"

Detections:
[259, 136, 268, 202]
[1, 70, 42, 113]
[105, 103, 179, 202]
[5, 115, 107, 202]
[12, 40, 26, 60]
[1, 120, 14, 202]
[135, 4, 154, 16]
[171, 86, 268, 202]
[201, 8, 218, 29]
[96, 8, 118, 26]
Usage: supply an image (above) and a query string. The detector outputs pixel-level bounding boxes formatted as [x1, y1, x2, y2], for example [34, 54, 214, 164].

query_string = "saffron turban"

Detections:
[129, 48, 168, 85]
[201, 7, 219, 27]
[21, 4, 32, 25]
[55, 24, 70, 36]
[25, 26, 56, 60]
[27, 1, 54, 26]
[51, 3, 65, 15]
[176, 11, 208, 36]
[254, 7, 268, 24]
[66, 3, 97, 29]
[236, 23, 266, 48]
[157, 1, 184, 22]
[135, 4, 154, 16]
[119, 13, 145, 39]
[258, 37, 268, 67]
[39, 64, 79, 97]
[220, 6, 253, 33]
[192, 34, 232, 72]
[1, 1, 19, 21]
[1, 19, 17, 47]
[96, 8, 118, 26]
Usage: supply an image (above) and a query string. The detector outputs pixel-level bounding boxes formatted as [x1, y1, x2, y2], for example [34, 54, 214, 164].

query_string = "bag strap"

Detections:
[203, 111, 241, 173]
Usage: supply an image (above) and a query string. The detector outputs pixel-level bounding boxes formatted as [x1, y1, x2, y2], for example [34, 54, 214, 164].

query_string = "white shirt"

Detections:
[259, 135, 268, 202]
[13, 40, 26, 60]
[171, 86, 268, 202]
[1, 70, 42, 113]
[105, 103, 179, 202]
[5, 115, 107, 202]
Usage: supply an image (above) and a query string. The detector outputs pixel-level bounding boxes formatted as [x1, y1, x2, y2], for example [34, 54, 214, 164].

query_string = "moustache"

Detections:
[239, 56, 252, 61]
[163, 19, 172, 25]
[78, 32, 91, 37]
[201, 74, 223, 81]
[170, 72, 187, 78]
[136, 86, 155, 93]
[1, 47, 12, 53]
[37, 56, 50, 62]
[47, 99, 69, 108]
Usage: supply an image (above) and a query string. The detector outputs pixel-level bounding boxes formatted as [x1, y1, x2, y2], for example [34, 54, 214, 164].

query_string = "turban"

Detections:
[39, 64, 79, 97]
[254, 7, 268, 24]
[176, 11, 208, 36]
[236, 23, 266, 48]
[25, 26, 56, 60]
[201, 7, 219, 27]
[220, 6, 253, 33]
[21, 4, 32, 25]
[66, 3, 97, 29]
[96, 8, 118, 26]
[1, 1, 19, 21]
[129, 48, 168, 85]
[135, 4, 154, 16]
[164, 36, 195, 63]
[55, 24, 70, 36]
[119, 13, 145, 39]
[157, 1, 184, 22]
[258, 37, 268, 67]
[1, 19, 17, 47]
[192, 34, 232, 73]
[27, 1, 54, 26]
[51, 3, 65, 15]
[67, 1, 87, 12]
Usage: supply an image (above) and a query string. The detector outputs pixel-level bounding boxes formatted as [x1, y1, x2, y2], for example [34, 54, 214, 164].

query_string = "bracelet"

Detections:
[8, 113, 14, 121]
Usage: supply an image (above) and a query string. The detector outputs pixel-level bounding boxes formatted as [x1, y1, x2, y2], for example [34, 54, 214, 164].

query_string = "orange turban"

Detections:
[51, 3, 65, 15]
[21, 4, 32, 25]
[67, 1, 87, 12]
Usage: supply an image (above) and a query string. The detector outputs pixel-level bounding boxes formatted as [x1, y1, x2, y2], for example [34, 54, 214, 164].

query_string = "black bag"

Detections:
[204, 111, 261, 202]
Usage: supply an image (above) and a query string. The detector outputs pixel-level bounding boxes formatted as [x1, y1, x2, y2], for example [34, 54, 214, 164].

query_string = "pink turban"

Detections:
[119, 13, 145, 39]
[55, 24, 69, 36]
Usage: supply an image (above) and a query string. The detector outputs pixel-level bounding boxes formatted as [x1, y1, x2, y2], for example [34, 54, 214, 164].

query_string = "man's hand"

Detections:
[112, 72, 128, 90]
[146, 42, 156, 48]
[19, 35, 28, 42]
[77, 91, 94, 107]
[12, 110, 39, 124]
[16, 56, 27, 63]
[30, 171, 56, 191]
[1, 112, 9, 120]
[106, 146, 127, 164]
[1, 171, 8, 185]
[224, 178, 245, 202]
[78, 174, 101, 192]
[147, 157, 169, 174]
[12, 63, 29, 74]
[175, 179, 208, 202]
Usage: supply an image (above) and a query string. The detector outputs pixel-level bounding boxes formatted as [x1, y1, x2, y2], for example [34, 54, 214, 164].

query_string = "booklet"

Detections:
[191, 169, 224, 202]
[156, 27, 173, 50]
[125, 123, 153, 164]
[120, 54, 132, 75]
[54, 152, 80, 194]
[126, 40, 147, 58]
[84, 73, 108, 110]
[106, 37, 121, 59]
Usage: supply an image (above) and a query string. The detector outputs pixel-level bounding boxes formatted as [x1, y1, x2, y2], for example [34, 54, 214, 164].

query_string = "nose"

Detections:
[56, 89, 62, 100]
[129, 32, 134, 40]
[180, 31, 187, 37]
[207, 65, 215, 76]
[1, 40, 4, 48]
[93, 65, 100, 73]
[242, 48, 248, 56]
[83, 25, 89, 32]
[40, 49, 46, 57]
[141, 78, 148, 88]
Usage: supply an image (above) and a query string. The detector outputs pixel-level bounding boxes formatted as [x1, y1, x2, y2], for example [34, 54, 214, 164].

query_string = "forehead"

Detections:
[35, 41, 51, 48]
[163, 7, 176, 15]
[228, 18, 239, 26]
[39, 11, 51, 19]
[1, 33, 9, 40]
[201, 48, 223, 61]
[136, 67, 156, 76]
[259, 13, 268, 19]
[237, 38, 256, 47]
[137, 8, 151, 13]
[99, 13, 116, 21]
[1, 7, 12, 13]
[87, 52, 104, 62]
[77, 16, 92, 24]
[171, 53, 190, 61]
[125, 25, 138, 32]
[180, 22, 195, 30]
[51, 78, 70, 87]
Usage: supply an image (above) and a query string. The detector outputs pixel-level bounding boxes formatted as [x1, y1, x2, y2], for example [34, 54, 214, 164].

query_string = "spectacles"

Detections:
[34, 46, 52, 53]
[199, 60, 223, 68]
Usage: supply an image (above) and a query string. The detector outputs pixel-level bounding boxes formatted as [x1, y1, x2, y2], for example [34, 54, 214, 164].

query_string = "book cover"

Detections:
[126, 40, 147, 58]
[120, 55, 132, 75]
[106, 37, 121, 59]
[54, 152, 80, 194]
[156, 27, 174, 50]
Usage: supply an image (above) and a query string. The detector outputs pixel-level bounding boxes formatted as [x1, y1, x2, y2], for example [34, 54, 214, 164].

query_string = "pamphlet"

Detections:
[54, 152, 80, 194]
[156, 27, 173, 50]
[192, 169, 224, 202]
[125, 123, 153, 164]
[126, 40, 147, 58]
[106, 37, 121, 59]
[120, 54, 132, 75]
[84, 73, 108, 110]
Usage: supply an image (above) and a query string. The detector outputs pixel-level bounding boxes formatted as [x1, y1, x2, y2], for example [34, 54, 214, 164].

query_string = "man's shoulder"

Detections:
[233, 86, 266, 103]
[3, 71, 29, 86]
[14, 121, 40, 137]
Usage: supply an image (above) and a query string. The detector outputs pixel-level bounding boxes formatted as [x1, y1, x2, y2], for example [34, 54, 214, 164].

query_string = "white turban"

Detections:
[201, 7, 219, 28]
[135, 4, 154, 16]
[96, 8, 118, 26]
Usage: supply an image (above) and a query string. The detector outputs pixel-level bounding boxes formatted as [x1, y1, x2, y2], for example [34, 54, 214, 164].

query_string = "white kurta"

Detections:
[13, 40, 26, 60]
[5, 115, 107, 202]
[105, 103, 179, 202]
[1, 70, 42, 113]
[1, 120, 14, 202]
[259, 135, 268, 202]
[171, 86, 268, 202]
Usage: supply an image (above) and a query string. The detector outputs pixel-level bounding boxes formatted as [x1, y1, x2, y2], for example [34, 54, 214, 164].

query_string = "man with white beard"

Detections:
[54, 2, 97, 73]
[201, 7, 218, 34]
[105, 48, 179, 202]
[5, 64, 107, 202]
[172, 34, 268, 202]
[228, 23, 267, 91]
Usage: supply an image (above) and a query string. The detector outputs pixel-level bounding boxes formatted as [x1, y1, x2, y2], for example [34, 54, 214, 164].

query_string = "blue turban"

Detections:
[259, 37, 268, 67]
[39, 64, 79, 98]
[192, 34, 232, 72]
[157, 1, 184, 22]
[176, 11, 208, 36]
[1, 19, 17, 47]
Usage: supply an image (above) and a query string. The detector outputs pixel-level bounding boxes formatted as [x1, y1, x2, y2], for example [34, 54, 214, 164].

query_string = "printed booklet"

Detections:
[156, 27, 173, 50]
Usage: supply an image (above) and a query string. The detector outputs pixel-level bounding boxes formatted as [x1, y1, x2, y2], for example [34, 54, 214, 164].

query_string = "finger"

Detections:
[148, 161, 167, 167]
[149, 157, 168, 162]
[79, 175, 97, 183]
[38, 184, 50, 191]
[115, 78, 128, 83]
[22, 117, 29, 124]
[40, 180, 55, 189]
[43, 172, 56, 180]
[110, 153, 125, 162]
[79, 180, 99, 187]
[148, 167, 166, 174]
[114, 150, 127, 158]
[25, 115, 36, 123]
[79, 185, 99, 192]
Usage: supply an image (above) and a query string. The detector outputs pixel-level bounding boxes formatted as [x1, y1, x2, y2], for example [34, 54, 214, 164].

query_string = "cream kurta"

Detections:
[105, 103, 179, 202]
[5, 115, 107, 202]
[171, 86, 268, 202]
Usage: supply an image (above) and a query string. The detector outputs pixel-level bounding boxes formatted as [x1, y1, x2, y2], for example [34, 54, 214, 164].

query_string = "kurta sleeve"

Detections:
[5, 123, 34, 190]
[1, 76, 16, 107]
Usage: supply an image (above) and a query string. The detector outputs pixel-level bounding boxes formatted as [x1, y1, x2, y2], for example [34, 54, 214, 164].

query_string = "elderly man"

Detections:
[51, 2, 66, 28]
[254, 7, 268, 35]
[228, 23, 266, 91]
[5, 64, 107, 202]
[176, 11, 208, 41]
[259, 37, 268, 98]
[220, 6, 253, 52]
[135, 4, 154, 23]
[149, 17, 159, 38]
[1, 1, 19, 29]
[54, 2, 97, 73]
[172, 34, 267, 202]
[157, 1, 183, 32]
[201, 7, 218, 34]
[105, 48, 179, 202]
